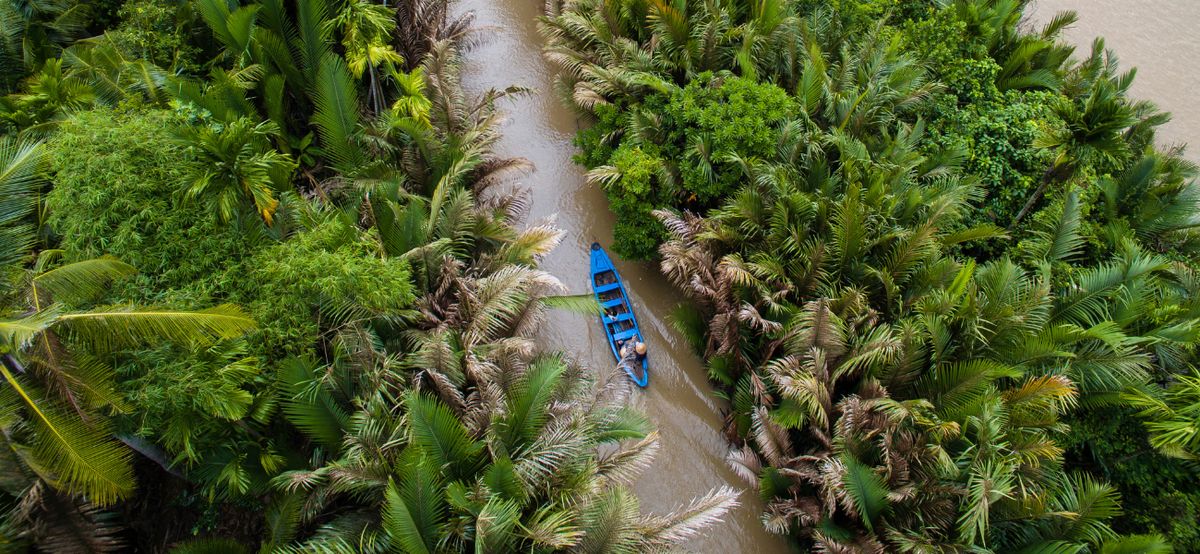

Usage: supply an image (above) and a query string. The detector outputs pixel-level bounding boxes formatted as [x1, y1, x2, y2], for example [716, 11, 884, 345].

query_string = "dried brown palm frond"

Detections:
[476, 185, 532, 223]
[489, 224, 565, 272]
[752, 406, 795, 467]
[393, 0, 477, 69]
[596, 433, 660, 487]
[20, 482, 125, 553]
[726, 444, 763, 487]
[812, 531, 886, 554]
[469, 156, 534, 196]
[763, 495, 823, 534]
[633, 486, 740, 550]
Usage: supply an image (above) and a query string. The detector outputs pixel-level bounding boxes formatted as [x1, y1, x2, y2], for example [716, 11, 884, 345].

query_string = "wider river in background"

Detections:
[1030, 0, 1200, 158]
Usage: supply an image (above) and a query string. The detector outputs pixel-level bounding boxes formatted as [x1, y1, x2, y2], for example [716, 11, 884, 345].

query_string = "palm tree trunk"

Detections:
[116, 434, 185, 478]
[1009, 162, 1071, 230]
[1, 353, 25, 374]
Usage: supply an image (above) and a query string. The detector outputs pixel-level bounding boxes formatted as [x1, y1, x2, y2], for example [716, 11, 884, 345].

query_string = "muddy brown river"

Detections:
[456, 1, 791, 552]
[1029, 0, 1200, 159]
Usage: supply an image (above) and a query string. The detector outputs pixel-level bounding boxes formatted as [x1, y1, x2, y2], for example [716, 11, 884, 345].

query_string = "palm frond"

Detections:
[0, 367, 133, 505]
[839, 454, 888, 532]
[32, 257, 136, 305]
[55, 304, 256, 352]
[312, 54, 366, 174]
[381, 450, 446, 554]
[278, 358, 349, 453]
[405, 392, 482, 480]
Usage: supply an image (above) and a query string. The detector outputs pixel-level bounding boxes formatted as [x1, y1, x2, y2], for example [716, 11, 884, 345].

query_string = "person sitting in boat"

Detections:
[620, 340, 647, 362]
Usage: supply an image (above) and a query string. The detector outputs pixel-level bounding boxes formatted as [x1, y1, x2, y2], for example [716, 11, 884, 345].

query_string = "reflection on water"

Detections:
[1030, 0, 1200, 159]
[455, 0, 791, 552]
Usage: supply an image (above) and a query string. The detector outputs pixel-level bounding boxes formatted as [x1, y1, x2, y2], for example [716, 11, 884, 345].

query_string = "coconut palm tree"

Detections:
[0, 254, 255, 504]
[273, 350, 736, 553]
[2, 148, 256, 505]
[1010, 40, 1138, 229]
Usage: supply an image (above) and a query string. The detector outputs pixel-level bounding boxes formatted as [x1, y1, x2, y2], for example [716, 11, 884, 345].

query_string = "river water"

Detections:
[1029, 0, 1200, 159]
[456, 1, 791, 552]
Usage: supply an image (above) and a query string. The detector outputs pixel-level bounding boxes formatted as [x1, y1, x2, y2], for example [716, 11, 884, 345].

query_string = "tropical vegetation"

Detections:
[544, 0, 1200, 550]
[0, 0, 737, 550]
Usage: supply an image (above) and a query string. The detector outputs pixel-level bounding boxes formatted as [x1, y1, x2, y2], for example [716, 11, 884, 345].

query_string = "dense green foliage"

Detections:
[579, 74, 797, 258]
[546, 0, 1200, 550]
[0, 0, 737, 551]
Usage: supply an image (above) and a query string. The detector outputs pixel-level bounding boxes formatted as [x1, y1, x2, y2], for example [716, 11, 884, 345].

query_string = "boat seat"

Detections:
[595, 282, 621, 294]
[613, 328, 639, 342]
[605, 312, 634, 324]
[601, 298, 625, 309]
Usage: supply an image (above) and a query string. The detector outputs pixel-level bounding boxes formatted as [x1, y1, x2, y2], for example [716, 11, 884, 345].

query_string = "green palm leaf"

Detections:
[475, 497, 523, 552]
[382, 450, 446, 554]
[495, 357, 566, 451]
[839, 455, 889, 532]
[0, 137, 46, 268]
[404, 392, 481, 480]
[311, 53, 365, 174]
[0, 308, 58, 352]
[54, 304, 256, 352]
[1099, 534, 1173, 554]
[278, 358, 349, 453]
[1054, 473, 1122, 546]
[32, 257, 136, 305]
[1029, 192, 1084, 264]
[539, 293, 601, 315]
[0, 365, 132, 505]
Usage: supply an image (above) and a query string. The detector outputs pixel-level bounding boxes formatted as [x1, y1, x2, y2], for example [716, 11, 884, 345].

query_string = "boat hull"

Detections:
[589, 243, 649, 387]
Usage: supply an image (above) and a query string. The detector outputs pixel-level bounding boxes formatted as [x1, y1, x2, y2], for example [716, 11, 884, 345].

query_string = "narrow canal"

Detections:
[456, 0, 792, 552]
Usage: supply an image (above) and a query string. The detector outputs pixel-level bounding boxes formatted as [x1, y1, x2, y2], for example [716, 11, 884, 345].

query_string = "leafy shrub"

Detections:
[921, 90, 1057, 231]
[579, 74, 795, 259]
[107, 0, 202, 72]
[237, 214, 414, 358]
[663, 73, 795, 203]
[46, 108, 414, 496]
[47, 108, 250, 303]
[604, 143, 669, 259]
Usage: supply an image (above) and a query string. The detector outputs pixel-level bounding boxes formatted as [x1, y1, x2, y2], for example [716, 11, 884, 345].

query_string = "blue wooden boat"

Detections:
[589, 242, 649, 387]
